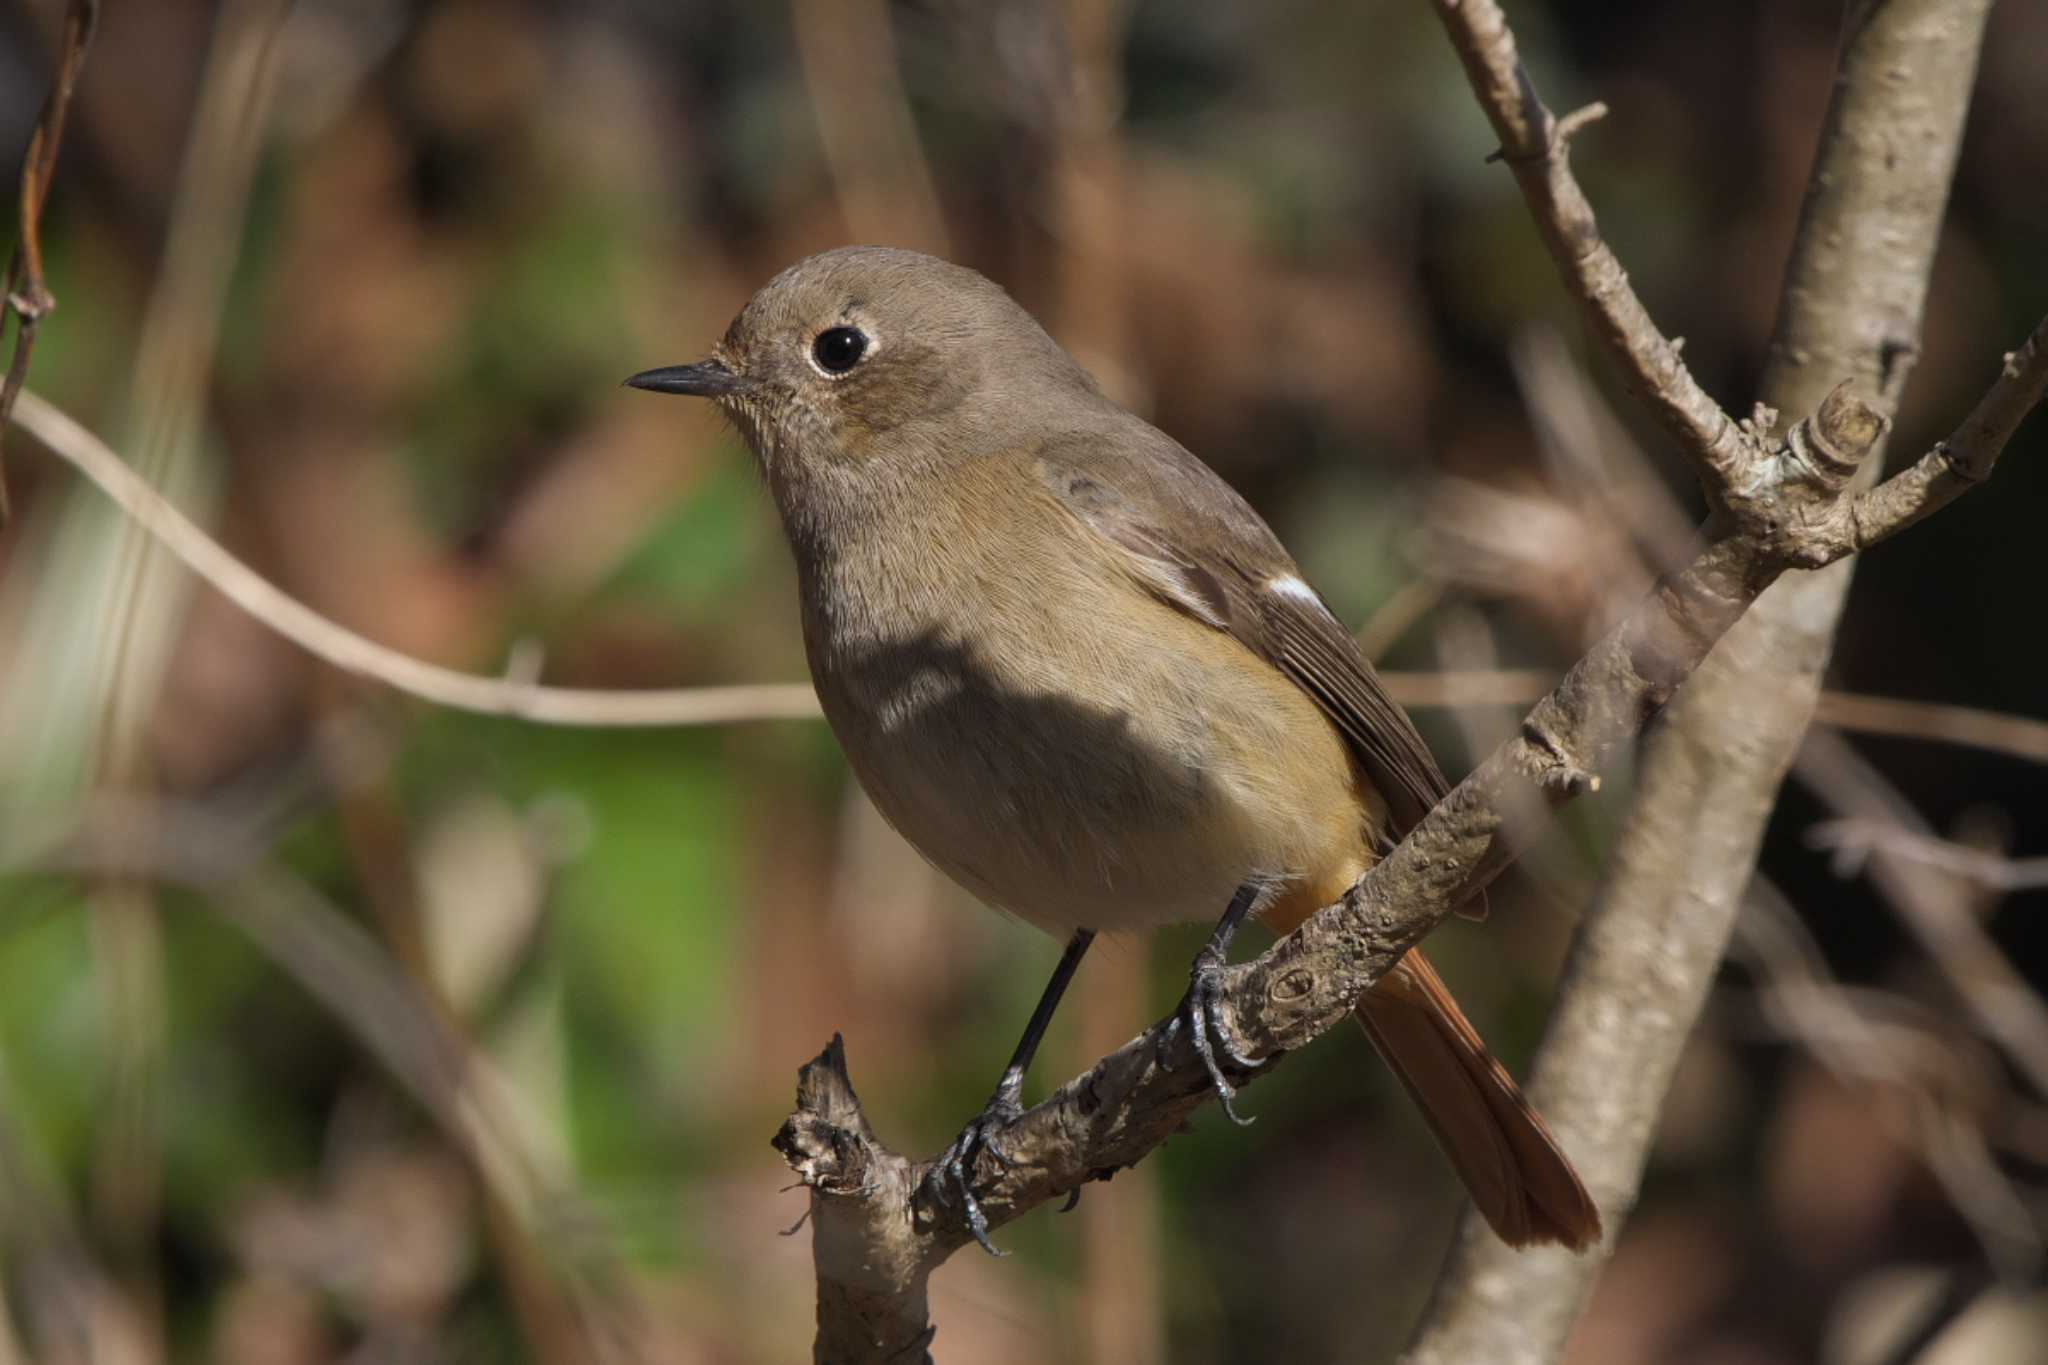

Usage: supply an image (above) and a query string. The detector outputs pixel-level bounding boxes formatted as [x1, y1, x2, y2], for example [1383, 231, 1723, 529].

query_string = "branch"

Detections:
[1796, 731, 2048, 1105]
[7, 391, 821, 727]
[1808, 692, 2048, 768]
[1844, 315, 2048, 547]
[1428, 0, 1756, 495]
[1730, 879, 2042, 1282]
[1408, 2, 1998, 1362]
[1388, 669, 2048, 770]
[1807, 817, 2048, 895]
[774, 341, 2045, 1357]
[0, 0, 97, 526]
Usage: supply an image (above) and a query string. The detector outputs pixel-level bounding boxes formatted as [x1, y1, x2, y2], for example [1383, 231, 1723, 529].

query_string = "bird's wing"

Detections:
[1035, 427, 1454, 841]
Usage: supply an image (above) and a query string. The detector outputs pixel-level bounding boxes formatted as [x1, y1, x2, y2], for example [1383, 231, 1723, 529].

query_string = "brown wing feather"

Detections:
[1035, 430, 1451, 838]
[1252, 589, 1449, 835]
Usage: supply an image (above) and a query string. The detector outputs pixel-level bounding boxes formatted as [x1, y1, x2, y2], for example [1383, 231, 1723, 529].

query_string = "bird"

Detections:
[626, 245, 1600, 1256]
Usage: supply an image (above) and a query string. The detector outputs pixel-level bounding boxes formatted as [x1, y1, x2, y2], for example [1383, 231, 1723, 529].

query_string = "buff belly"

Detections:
[812, 581, 1380, 937]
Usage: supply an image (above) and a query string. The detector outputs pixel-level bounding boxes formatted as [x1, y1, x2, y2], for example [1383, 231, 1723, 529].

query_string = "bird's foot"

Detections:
[1175, 943, 1264, 1125]
[919, 1084, 1024, 1255]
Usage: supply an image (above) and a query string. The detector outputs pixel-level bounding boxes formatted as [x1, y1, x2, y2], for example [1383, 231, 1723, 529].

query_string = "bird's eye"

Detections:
[811, 326, 869, 375]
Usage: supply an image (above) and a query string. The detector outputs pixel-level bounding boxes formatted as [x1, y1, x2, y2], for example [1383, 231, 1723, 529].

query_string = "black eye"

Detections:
[812, 326, 868, 374]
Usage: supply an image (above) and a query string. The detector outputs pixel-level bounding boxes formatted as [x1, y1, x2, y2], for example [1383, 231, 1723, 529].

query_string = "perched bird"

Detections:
[628, 246, 1599, 1255]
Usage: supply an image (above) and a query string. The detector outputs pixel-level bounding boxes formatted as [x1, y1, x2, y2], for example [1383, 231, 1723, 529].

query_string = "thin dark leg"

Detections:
[922, 928, 1096, 1255]
[993, 927, 1096, 1098]
[1180, 881, 1265, 1125]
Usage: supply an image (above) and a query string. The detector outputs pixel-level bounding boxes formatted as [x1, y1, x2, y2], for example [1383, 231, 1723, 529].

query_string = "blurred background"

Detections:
[0, 0, 2044, 1360]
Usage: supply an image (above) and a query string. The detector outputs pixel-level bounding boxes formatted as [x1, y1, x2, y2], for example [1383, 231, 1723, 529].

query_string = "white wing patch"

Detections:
[1267, 575, 1321, 606]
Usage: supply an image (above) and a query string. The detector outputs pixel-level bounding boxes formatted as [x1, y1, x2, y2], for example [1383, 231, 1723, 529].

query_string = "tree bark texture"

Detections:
[1405, 4, 1993, 1362]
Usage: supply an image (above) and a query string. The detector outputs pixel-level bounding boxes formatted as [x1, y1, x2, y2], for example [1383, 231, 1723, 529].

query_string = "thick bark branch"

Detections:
[1407, 3, 1995, 1363]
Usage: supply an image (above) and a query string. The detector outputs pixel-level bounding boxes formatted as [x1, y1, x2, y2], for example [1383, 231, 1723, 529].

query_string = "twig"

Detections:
[0, 0, 97, 526]
[18, 364, 2048, 802]
[1730, 879, 2041, 1281]
[1795, 729, 2048, 1105]
[1808, 817, 2048, 893]
[1357, 578, 1446, 661]
[1500, 327, 2048, 765]
[1428, 0, 1754, 494]
[1809, 693, 2048, 768]
[8, 391, 821, 727]
[1843, 316, 2048, 548]
[1509, 325, 1700, 581]
[1383, 669, 2048, 770]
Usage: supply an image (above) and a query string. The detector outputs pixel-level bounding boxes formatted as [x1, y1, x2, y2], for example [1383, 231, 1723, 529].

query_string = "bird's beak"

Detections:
[623, 359, 751, 399]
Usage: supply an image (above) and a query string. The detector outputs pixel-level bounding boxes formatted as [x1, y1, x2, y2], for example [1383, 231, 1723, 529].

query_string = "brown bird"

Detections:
[628, 246, 1600, 1255]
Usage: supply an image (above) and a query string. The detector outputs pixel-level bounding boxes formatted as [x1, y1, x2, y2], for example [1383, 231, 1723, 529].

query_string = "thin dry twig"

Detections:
[1499, 327, 2048, 765]
[1510, 326, 1700, 579]
[1729, 879, 2042, 1282]
[8, 391, 821, 727]
[1796, 730, 2048, 1104]
[1429, 0, 1754, 491]
[1808, 817, 2048, 893]
[1813, 691, 2048, 767]
[1357, 578, 1446, 662]
[1848, 315, 2048, 543]
[1384, 668, 2048, 771]
[0, 0, 98, 526]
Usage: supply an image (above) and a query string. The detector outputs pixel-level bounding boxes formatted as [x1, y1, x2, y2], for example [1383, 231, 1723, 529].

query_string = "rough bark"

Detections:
[1405, 4, 1995, 1362]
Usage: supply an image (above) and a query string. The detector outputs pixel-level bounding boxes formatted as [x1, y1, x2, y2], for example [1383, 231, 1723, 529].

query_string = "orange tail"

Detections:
[1356, 948, 1602, 1250]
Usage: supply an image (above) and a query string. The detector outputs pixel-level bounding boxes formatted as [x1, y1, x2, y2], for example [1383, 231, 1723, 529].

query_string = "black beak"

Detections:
[623, 359, 750, 398]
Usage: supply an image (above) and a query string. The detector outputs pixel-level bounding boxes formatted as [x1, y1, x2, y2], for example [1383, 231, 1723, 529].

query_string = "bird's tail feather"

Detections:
[1355, 948, 1602, 1250]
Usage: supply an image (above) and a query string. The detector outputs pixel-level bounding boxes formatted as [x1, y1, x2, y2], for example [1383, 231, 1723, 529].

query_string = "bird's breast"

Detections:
[798, 493, 1373, 935]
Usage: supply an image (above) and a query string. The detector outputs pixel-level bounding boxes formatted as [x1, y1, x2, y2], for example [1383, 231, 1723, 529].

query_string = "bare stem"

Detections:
[0, 0, 98, 525]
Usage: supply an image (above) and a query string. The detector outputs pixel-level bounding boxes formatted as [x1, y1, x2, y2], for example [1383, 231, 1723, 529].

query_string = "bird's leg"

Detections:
[1176, 881, 1265, 1125]
[922, 927, 1095, 1255]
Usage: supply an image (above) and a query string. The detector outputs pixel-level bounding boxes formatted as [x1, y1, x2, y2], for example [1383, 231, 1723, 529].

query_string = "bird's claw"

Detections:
[1181, 946, 1264, 1125]
[920, 1091, 1024, 1255]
